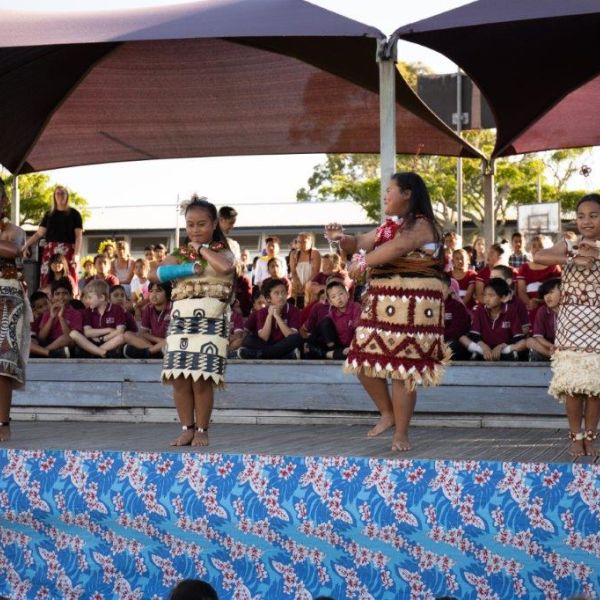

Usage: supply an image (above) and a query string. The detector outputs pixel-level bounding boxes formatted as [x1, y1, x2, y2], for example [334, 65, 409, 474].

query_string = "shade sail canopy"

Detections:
[395, 0, 600, 157]
[0, 0, 481, 174]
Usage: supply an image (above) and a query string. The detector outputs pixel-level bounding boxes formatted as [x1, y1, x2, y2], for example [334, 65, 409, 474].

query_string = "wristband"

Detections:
[467, 341, 483, 354]
[501, 344, 513, 354]
[351, 249, 368, 273]
[156, 262, 196, 283]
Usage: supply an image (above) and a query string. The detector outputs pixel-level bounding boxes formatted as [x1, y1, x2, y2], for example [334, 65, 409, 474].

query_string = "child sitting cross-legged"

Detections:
[459, 277, 528, 361]
[109, 284, 138, 333]
[69, 279, 126, 358]
[527, 277, 561, 361]
[239, 278, 303, 359]
[305, 279, 361, 359]
[122, 281, 172, 359]
[36, 278, 83, 358]
[260, 257, 292, 300]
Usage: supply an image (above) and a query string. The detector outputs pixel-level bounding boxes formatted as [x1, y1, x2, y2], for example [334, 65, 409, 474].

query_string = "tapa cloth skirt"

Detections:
[344, 275, 450, 391]
[0, 278, 31, 388]
[161, 297, 229, 388]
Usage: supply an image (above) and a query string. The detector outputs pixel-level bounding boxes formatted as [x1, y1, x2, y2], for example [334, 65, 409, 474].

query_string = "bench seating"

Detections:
[12, 359, 562, 427]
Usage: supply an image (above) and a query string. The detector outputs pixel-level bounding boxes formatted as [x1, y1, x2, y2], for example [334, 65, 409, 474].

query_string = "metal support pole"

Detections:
[455, 68, 463, 239]
[11, 175, 20, 225]
[482, 159, 495, 247]
[377, 38, 397, 219]
[174, 194, 180, 249]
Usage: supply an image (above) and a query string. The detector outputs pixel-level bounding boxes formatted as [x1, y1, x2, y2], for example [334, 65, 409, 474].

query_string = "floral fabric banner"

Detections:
[0, 449, 599, 599]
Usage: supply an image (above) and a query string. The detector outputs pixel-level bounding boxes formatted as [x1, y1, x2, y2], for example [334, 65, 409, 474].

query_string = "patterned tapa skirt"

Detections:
[549, 261, 600, 401]
[344, 275, 450, 391]
[161, 297, 229, 388]
[0, 278, 31, 388]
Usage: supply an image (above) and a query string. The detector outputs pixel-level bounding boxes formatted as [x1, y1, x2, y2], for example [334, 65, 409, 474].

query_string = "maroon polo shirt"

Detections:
[470, 303, 524, 347]
[507, 296, 530, 327]
[329, 301, 361, 346]
[444, 297, 471, 340]
[124, 310, 139, 333]
[31, 314, 44, 336]
[141, 302, 172, 338]
[229, 310, 245, 335]
[306, 302, 330, 334]
[84, 274, 120, 289]
[83, 302, 127, 330]
[245, 303, 301, 342]
[39, 304, 83, 341]
[533, 306, 556, 344]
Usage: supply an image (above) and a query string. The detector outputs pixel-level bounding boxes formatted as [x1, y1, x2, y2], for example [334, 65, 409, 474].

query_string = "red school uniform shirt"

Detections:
[39, 304, 83, 342]
[84, 273, 120, 289]
[328, 301, 362, 347]
[229, 310, 245, 335]
[532, 305, 556, 344]
[245, 304, 301, 343]
[476, 265, 518, 288]
[454, 270, 477, 303]
[444, 297, 471, 340]
[517, 262, 561, 321]
[141, 302, 172, 338]
[470, 303, 524, 348]
[506, 296, 530, 328]
[83, 302, 127, 330]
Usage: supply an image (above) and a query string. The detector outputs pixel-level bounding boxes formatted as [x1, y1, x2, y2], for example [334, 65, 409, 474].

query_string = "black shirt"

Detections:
[40, 208, 83, 243]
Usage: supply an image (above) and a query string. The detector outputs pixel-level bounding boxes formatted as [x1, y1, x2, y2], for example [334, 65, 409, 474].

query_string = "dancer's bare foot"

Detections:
[391, 433, 411, 452]
[568, 432, 585, 458]
[191, 428, 209, 447]
[170, 425, 195, 447]
[367, 413, 394, 438]
[0, 422, 10, 442]
[584, 430, 599, 457]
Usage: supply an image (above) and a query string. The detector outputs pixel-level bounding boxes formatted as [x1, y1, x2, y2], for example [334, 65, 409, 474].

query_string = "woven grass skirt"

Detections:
[161, 297, 229, 388]
[0, 278, 31, 389]
[344, 275, 450, 391]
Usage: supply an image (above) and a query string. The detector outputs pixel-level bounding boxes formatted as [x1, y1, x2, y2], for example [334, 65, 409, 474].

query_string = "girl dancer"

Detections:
[151, 196, 234, 447]
[534, 193, 600, 457]
[325, 172, 449, 452]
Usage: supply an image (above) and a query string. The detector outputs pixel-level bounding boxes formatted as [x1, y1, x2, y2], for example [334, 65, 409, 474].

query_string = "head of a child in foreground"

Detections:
[30, 291, 49, 319]
[252, 289, 267, 312]
[325, 280, 349, 310]
[51, 278, 73, 306]
[133, 258, 150, 279]
[262, 279, 287, 308]
[267, 257, 282, 278]
[539, 278, 561, 310]
[483, 278, 511, 311]
[84, 280, 109, 310]
[148, 281, 171, 308]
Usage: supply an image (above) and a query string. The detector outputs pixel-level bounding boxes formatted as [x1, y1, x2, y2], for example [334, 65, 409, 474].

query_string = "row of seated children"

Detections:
[442, 270, 560, 362]
[29, 277, 171, 359]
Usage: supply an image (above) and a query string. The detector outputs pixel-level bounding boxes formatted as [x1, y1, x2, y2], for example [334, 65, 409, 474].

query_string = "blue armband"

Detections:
[156, 262, 196, 283]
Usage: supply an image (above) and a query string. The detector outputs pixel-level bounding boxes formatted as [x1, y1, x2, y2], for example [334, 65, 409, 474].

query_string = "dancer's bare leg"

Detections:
[357, 373, 394, 437]
[170, 377, 195, 446]
[390, 380, 416, 452]
[566, 395, 585, 457]
[192, 379, 214, 447]
[0, 376, 13, 442]
[583, 396, 600, 457]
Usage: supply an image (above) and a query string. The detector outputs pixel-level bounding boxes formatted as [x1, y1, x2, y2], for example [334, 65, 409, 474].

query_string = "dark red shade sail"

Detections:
[0, 0, 481, 174]
[395, 0, 600, 157]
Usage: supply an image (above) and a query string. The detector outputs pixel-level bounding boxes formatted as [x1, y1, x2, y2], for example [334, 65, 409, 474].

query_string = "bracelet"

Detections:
[351, 249, 368, 273]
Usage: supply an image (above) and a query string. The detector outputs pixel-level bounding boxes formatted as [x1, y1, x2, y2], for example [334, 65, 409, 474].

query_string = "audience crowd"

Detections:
[24, 200, 568, 364]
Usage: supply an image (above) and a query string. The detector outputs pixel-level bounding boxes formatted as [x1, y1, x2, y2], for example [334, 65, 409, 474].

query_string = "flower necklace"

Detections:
[171, 241, 226, 265]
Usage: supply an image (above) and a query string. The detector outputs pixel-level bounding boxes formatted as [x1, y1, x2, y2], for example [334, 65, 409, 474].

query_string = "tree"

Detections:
[1, 172, 89, 225]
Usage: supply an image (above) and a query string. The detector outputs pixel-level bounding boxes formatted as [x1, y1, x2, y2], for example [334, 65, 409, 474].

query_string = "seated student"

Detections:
[36, 278, 83, 358]
[451, 249, 477, 307]
[249, 287, 267, 316]
[459, 278, 528, 361]
[227, 305, 246, 358]
[305, 279, 361, 359]
[29, 291, 51, 357]
[42, 253, 79, 299]
[109, 284, 138, 333]
[69, 279, 126, 358]
[527, 278, 561, 361]
[490, 263, 530, 337]
[475, 243, 511, 303]
[440, 273, 471, 360]
[78, 258, 95, 296]
[130, 258, 151, 319]
[123, 282, 172, 358]
[308, 253, 353, 302]
[300, 287, 327, 335]
[84, 254, 119, 288]
[239, 278, 303, 359]
[261, 257, 292, 299]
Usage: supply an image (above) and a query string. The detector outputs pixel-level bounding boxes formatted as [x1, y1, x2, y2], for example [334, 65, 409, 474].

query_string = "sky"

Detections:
[1, 0, 598, 209]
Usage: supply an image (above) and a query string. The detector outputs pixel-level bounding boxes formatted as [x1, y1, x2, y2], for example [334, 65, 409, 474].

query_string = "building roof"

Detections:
[82, 200, 374, 232]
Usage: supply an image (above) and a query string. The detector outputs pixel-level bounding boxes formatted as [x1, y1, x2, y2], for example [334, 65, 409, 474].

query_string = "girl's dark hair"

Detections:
[251, 287, 264, 302]
[491, 264, 514, 282]
[576, 193, 600, 210]
[168, 579, 218, 600]
[325, 279, 346, 294]
[538, 277, 561, 299]
[485, 277, 511, 298]
[390, 172, 440, 237]
[48, 253, 70, 283]
[30, 290, 48, 304]
[185, 194, 228, 246]
[490, 243, 505, 256]
[51, 277, 73, 296]
[148, 280, 172, 301]
[109, 284, 126, 296]
[69, 299, 85, 310]
[261, 277, 286, 299]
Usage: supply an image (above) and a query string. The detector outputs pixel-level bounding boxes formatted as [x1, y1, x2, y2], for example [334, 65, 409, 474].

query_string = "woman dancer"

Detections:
[325, 172, 449, 452]
[151, 196, 235, 447]
[534, 193, 600, 457]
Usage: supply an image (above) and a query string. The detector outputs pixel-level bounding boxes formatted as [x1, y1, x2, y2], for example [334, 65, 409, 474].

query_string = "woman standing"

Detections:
[22, 186, 83, 288]
[151, 196, 234, 448]
[289, 232, 321, 307]
[325, 172, 449, 452]
[534, 194, 600, 457]
[111, 241, 135, 295]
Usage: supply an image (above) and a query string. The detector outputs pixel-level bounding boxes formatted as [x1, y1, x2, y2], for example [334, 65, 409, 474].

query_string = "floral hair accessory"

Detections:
[351, 249, 368, 274]
[97, 239, 116, 254]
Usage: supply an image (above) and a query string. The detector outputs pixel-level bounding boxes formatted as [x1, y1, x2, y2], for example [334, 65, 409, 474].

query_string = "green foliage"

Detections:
[2, 173, 89, 225]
